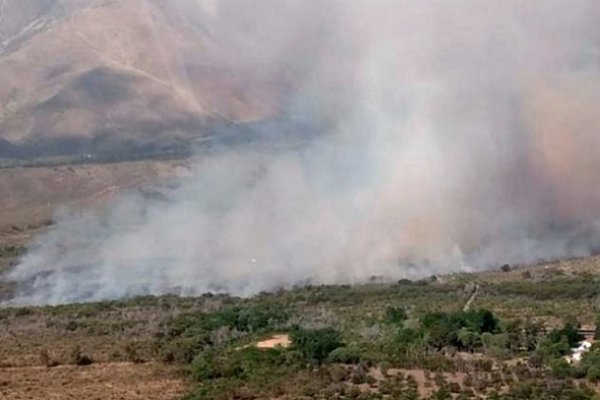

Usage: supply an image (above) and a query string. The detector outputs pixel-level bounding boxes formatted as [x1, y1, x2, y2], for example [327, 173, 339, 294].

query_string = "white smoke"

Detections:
[5, 0, 600, 305]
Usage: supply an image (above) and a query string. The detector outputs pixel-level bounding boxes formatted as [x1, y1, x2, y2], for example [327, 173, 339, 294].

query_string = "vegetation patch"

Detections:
[3, 260, 600, 399]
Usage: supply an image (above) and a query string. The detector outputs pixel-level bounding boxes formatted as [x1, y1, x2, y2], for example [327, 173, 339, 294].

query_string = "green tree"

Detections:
[548, 322, 583, 348]
[580, 346, 600, 382]
[385, 306, 408, 325]
[290, 327, 343, 363]
[457, 328, 480, 352]
[327, 345, 361, 364]
[549, 357, 573, 378]
[463, 309, 498, 334]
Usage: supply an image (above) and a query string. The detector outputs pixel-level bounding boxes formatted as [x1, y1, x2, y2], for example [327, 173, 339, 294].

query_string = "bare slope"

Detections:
[0, 0, 281, 159]
[0, 160, 185, 232]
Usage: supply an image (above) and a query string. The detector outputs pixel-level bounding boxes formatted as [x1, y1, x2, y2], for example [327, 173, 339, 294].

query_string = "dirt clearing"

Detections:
[255, 334, 290, 349]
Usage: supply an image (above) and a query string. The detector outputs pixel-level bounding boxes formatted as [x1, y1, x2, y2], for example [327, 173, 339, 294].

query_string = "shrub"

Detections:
[167, 304, 289, 338]
[579, 346, 600, 382]
[39, 349, 59, 368]
[161, 337, 204, 364]
[548, 322, 584, 348]
[123, 341, 145, 364]
[14, 307, 33, 317]
[0, 245, 23, 258]
[463, 309, 499, 334]
[457, 328, 480, 352]
[535, 338, 571, 361]
[290, 327, 343, 363]
[70, 346, 93, 366]
[327, 346, 361, 364]
[549, 358, 573, 379]
[420, 309, 499, 350]
[384, 306, 407, 325]
[192, 347, 287, 382]
[235, 305, 289, 332]
[192, 351, 231, 381]
[586, 366, 600, 382]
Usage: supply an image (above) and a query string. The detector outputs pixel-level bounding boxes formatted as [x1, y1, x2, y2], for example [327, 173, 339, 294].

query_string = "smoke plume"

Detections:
[6, 0, 600, 305]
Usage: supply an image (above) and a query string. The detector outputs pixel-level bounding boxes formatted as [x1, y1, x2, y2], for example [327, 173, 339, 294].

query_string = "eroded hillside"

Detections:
[0, 0, 285, 160]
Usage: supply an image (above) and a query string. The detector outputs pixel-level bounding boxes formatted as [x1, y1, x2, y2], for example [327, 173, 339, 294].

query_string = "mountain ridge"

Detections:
[0, 0, 283, 160]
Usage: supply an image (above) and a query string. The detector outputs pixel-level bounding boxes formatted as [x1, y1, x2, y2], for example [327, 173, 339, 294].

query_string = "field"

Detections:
[0, 159, 185, 233]
[1, 250, 600, 399]
[0, 363, 184, 400]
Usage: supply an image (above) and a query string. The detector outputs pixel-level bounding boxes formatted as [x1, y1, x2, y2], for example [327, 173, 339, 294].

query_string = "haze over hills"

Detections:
[0, 0, 328, 231]
[1, 0, 600, 306]
[0, 0, 288, 160]
[3, 2, 600, 399]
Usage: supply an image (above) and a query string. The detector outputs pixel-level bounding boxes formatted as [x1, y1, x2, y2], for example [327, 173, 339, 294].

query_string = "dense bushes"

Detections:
[166, 304, 289, 340]
[422, 309, 498, 335]
[548, 323, 584, 348]
[543, 343, 600, 385]
[391, 309, 500, 353]
[384, 306, 408, 324]
[537, 322, 584, 362]
[192, 347, 289, 381]
[187, 326, 351, 400]
[326, 345, 361, 364]
[290, 327, 344, 363]
[535, 322, 600, 385]
[578, 345, 600, 382]
[160, 303, 290, 365]
[191, 326, 348, 383]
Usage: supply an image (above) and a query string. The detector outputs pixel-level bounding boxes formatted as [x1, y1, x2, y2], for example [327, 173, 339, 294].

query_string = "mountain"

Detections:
[0, 0, 285, 160]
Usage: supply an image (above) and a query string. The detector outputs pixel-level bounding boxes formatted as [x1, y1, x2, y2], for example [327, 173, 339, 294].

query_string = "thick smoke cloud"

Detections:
[5, 0, 600, 305]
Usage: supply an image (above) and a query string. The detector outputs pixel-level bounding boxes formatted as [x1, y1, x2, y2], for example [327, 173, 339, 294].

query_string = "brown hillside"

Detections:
[0, 0, 283, 158]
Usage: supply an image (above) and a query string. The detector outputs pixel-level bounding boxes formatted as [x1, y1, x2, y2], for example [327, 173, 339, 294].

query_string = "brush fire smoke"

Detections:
[5, 0, 600, 305]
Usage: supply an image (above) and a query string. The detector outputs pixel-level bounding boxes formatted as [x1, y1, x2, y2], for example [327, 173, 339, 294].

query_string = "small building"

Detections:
[566, 340, 593, 364]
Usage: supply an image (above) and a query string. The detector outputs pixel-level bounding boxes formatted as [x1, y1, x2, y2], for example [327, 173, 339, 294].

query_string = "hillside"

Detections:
[0, 159, 189, 233]
[0, 0, 295, 238]
[0, 0, 283, 161]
